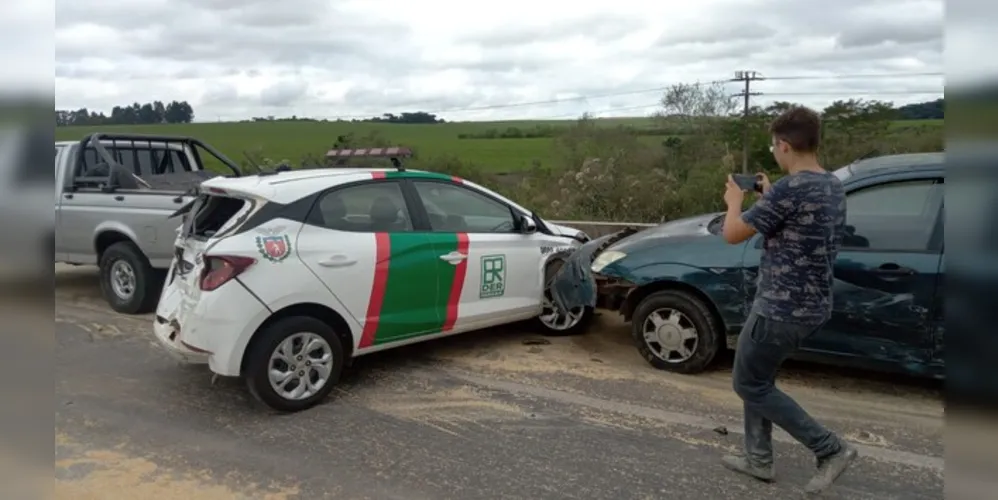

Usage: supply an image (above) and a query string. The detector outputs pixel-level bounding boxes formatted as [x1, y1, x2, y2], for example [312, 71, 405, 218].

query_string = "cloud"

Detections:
[52, 0, 944, 121]
[259, 80, 309, 108]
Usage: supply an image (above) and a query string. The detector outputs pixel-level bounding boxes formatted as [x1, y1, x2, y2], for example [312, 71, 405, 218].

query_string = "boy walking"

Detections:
[719, 106, 856, 494]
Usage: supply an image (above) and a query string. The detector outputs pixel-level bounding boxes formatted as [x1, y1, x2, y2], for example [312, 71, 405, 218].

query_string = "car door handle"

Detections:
[318, 255, 356, 268]
[877, 263, 915, 275]
[63, 193, 73, 200]
[440, 251, 467, 264]
[114, 195, 125, 201]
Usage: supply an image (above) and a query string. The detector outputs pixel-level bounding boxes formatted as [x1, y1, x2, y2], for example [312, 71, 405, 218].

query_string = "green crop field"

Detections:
[55, 117, 943, 173]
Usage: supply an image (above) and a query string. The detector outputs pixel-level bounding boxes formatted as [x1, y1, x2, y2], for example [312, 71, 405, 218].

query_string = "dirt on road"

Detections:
[55, 265, 944, 499]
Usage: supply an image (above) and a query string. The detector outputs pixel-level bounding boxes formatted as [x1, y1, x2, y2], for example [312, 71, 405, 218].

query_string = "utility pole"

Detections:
[731, 71, 763, 174]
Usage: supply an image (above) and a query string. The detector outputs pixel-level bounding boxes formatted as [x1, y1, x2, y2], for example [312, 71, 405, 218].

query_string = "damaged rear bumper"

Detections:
[549, 227, 640, 313]
[153, 316, 210, 364]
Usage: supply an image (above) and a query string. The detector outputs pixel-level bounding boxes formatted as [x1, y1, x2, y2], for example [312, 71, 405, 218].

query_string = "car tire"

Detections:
[631, 289, 721, 374]
[533, 254, 594, 337]
[244, 316, 345, 413]
[98, 241, 162, 315]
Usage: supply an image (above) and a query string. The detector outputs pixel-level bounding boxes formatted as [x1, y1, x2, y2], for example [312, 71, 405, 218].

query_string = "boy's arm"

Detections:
[732, 181, 796, 241]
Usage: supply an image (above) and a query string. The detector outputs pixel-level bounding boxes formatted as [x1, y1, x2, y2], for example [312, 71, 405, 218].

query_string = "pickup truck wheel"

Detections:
[98, 242, 162, 315]
[533, 255, 594, 337]
[631, 290, 721, 374]
[244, 316, 345, 413]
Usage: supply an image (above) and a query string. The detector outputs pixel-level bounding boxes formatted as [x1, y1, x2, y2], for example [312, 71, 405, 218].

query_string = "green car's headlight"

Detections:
[591, 250, 626, 273]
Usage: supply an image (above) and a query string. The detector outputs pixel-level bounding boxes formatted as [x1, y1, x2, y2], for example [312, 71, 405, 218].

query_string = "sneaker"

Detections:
[804, 443, 858, 494]
[721, 454, 775, 482]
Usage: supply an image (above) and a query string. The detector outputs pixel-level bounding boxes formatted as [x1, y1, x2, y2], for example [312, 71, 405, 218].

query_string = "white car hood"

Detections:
[544, 221, 586, 240]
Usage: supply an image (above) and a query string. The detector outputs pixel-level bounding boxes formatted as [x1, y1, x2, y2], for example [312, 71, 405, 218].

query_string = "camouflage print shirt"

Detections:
[741, 171, 846, 325]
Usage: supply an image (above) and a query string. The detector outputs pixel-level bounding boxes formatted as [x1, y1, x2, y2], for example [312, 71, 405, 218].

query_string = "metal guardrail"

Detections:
[549, 220, 656, 228]
[549, 220, 657, 238]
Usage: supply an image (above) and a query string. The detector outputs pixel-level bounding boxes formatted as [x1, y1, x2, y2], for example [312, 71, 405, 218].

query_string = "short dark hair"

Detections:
[769, 106, 822, 153]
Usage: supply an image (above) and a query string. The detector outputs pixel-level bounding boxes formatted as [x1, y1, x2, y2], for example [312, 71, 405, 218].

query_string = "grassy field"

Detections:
[56, 117, 943, 173]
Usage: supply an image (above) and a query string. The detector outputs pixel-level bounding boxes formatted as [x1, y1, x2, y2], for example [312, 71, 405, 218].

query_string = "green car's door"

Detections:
[806, 175, 944, 370]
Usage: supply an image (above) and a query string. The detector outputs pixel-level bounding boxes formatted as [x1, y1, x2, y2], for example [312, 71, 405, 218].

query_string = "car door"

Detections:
[406, 179, 544, 332]
[296, 179, 442, 348]
[803, 176, 945, 369]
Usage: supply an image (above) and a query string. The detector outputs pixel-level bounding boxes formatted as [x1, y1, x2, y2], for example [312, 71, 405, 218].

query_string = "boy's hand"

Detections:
[724, 175, 745, 207]
[756, 173, 772, 195]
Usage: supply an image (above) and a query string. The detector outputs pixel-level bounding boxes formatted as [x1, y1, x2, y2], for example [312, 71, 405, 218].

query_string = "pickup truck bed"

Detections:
[55, 133, 243, 314]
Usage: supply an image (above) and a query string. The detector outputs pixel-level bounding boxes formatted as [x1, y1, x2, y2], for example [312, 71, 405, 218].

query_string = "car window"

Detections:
[78, 146, 188, 177]
[843, 179, 942, 252]
[315, 181, 413, 232]
[413, 181, 515, 233]
[132, 149, 157, 176]
[114, 148, 138, 175]
[155, 149, 191, 174]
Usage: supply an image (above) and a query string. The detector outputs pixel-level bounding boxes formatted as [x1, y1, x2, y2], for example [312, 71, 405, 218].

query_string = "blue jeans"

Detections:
[733, 311, 842, 466]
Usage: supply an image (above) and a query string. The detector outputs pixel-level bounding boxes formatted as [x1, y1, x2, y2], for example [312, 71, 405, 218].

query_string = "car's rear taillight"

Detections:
[199, 255, 256, 291]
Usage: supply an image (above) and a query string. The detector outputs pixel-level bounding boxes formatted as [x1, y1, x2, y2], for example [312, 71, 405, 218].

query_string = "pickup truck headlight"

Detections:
[591, 250, 626, 273]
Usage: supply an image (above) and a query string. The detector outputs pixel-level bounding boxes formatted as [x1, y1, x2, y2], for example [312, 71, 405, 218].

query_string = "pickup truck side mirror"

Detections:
[519, 214, 537, 234]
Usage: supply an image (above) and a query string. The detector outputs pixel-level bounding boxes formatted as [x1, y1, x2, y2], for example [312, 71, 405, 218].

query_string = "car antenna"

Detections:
[856, 149, 880, 161]
[241, 150, 266, 174]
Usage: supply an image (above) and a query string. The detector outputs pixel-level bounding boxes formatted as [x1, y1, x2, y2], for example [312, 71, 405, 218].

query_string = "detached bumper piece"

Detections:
[549, 227, 641, 313]
[593, 274, 636, 311]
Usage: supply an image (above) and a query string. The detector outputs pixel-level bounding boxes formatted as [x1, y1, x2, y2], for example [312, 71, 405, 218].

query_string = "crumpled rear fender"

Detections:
[548, 228, 640, 312]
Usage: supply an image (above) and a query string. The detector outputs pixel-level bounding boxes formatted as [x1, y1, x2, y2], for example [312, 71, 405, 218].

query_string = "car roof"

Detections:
[201, 168, 440, 204]
[844, 152, 944, 180]
[202, 167, 535, 215]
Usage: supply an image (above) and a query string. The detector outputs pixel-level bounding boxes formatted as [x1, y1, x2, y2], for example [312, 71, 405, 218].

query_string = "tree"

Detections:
[654, 82, 740, 177]
[164, 100, 194, 123]
[54, 100, 195, 126]
[365, 111, 444, 124]
[656, 82, 738, 135]
[897, 99, 944, 120]
[819, 99, 897, 162]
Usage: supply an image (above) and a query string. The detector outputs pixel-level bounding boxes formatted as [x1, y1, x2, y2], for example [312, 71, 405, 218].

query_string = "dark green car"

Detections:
[553, 153, 944, 378]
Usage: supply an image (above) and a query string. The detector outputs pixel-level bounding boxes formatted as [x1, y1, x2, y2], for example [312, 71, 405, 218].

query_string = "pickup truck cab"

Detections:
[55, 133, 242, 313]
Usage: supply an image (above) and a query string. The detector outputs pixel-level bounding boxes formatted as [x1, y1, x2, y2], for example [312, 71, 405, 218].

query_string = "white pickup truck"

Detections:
[55, 133, 243, 313]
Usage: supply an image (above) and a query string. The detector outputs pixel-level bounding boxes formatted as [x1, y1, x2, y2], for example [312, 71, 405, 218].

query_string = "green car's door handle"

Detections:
[877, 263, 915, 275]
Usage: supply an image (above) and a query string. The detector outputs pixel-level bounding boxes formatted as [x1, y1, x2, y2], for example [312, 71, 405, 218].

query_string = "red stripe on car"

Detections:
[359, 232, 391, 348]
[442, 233, 469, 332]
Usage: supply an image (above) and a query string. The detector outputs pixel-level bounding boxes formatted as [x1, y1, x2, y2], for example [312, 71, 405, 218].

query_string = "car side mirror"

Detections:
[519, 214, 537, 234]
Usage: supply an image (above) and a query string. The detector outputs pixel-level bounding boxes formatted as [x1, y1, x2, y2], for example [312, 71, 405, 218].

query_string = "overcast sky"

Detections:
[48, 0, 951, 122]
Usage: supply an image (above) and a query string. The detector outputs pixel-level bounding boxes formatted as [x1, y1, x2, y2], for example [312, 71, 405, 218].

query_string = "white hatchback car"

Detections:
[153, 153, 592, 412]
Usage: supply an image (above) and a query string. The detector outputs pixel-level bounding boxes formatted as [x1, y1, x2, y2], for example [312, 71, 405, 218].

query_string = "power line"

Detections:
[534, 86, 943, 121]
[313, 72, 943, 121]
[761, 71, 943, 81]
[762, 90, 942, 96]
[541, 103, 662, 120]
[386, 73, 941, 117]
[319, 79, 732, 120]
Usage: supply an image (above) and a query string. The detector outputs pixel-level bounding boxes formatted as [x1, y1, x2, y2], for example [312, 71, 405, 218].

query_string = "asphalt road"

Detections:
[55, 265, 944, 500]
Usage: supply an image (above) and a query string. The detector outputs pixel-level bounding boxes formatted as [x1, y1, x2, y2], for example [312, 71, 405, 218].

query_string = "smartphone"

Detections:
[732, 174, 763, 193]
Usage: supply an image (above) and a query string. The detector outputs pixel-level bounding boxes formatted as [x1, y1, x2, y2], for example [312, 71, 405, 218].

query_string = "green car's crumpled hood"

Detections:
[548, 212, 722, 312]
